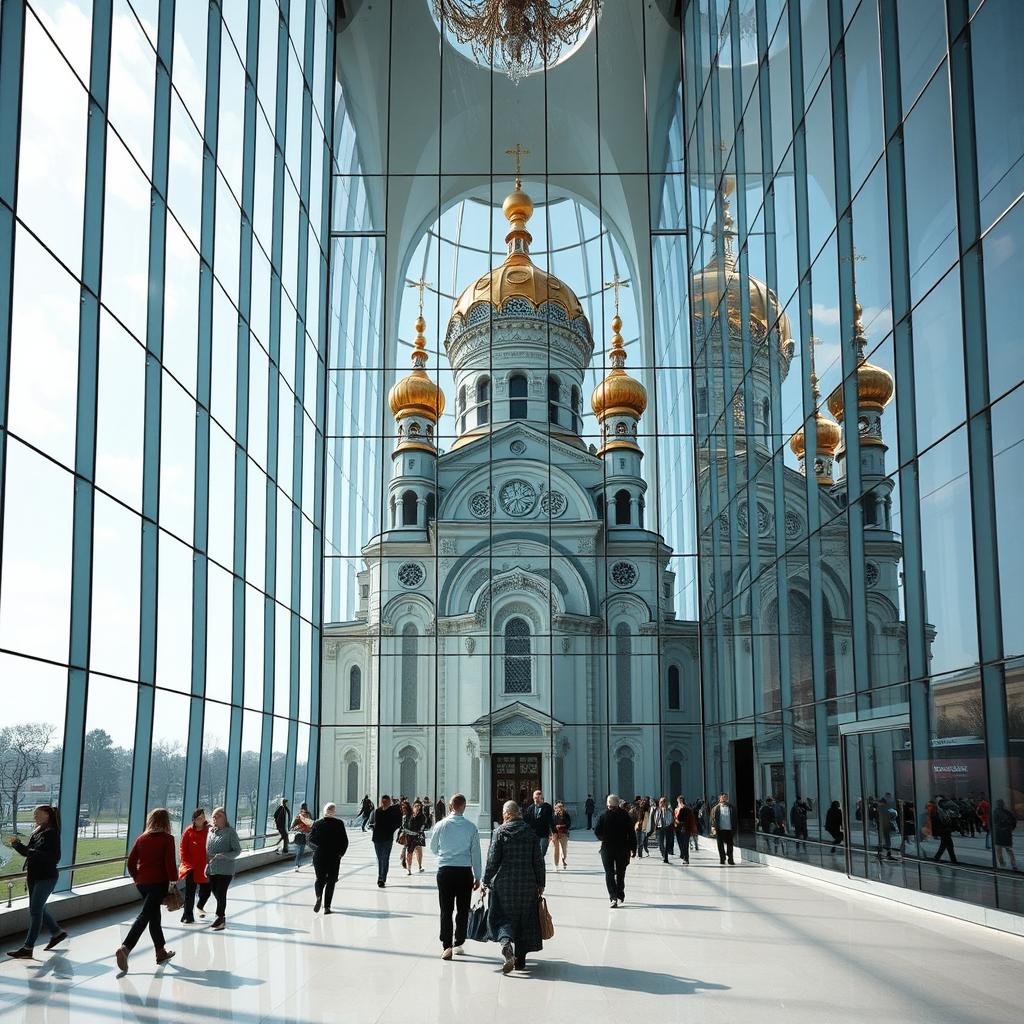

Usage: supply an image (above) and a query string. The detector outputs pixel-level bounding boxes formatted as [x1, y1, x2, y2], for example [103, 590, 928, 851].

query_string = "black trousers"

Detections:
[275, 824, 289, 852]
[182, 871, 211, 919]
[436, 866, 474, 949]
[657, 826, 675, 862]
[716, 829, 735, 864]
[673, 828, 690, 863]
[209, 874, 231, 918]
[314, 854, 342, 909]
[934, 834, 958, 863]
[600, 846, 630, 900]
[124, 883, 167, 952]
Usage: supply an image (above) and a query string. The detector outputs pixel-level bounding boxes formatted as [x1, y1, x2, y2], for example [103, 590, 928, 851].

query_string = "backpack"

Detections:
[938, 804, 959, 830]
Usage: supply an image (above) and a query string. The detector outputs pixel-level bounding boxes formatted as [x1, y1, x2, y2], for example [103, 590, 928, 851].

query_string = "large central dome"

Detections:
[448, 183, 587, 325]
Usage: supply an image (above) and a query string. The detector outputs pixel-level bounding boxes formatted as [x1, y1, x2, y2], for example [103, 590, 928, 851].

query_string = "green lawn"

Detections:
[1, 837, 128, 900]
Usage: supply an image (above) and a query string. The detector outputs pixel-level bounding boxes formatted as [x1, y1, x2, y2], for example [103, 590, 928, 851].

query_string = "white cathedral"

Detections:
[322, 172, 906, 827]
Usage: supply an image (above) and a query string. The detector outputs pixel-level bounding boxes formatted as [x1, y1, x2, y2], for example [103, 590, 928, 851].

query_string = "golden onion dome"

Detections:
[789, 408, 842, 461]
[591, 314, 648, 420]
[388, 314, 445, 421]
[690, 178, 795, 361]
[449, 182, 586, 323]
[826, 299, 894, 420]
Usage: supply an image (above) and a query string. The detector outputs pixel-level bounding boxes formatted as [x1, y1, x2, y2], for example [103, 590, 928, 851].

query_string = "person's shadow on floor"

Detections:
[528, 961, 730, 995]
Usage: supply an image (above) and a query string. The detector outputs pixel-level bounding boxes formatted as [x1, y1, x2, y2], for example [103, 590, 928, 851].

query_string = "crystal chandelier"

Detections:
[433, 0, 600, 84]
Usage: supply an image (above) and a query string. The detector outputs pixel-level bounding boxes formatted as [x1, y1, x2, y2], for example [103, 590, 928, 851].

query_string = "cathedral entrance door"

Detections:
[491, 753, 542, 824]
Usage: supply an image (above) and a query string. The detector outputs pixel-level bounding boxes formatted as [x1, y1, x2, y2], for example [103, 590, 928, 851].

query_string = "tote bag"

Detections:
[467, 892, 491, 942]
[538, 896, 554, 940]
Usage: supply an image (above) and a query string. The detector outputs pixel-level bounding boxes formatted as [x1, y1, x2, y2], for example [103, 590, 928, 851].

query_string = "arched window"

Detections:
[402, 489, 418, 526]
[571, 385, 581, 432]
[863, 492, 877, 527]
[616, 747, 635, 798]
[669, 757, 682, 799]
[401, 623, 418, 723]
[547, 375, 560, 425]
[668, 664, 680, 710]
[509, 373, 527, 418]
[616, 622, 632, 722]
[476, 376, 490, 426]
[346, 760, 358, 803]
[458, 385, 467, 433]
[614, 489, 631, 525]
[503, 617, 532, 693]
[425, 492, 436, 526]
[348, 666, 362, 711]
[596, 494, 605, 520]
[399, 745, 417, 798]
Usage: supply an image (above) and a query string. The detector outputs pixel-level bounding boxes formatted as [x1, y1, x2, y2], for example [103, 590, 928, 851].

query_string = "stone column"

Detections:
[476, 754, 491, 830]
[416, 496, 427, 527]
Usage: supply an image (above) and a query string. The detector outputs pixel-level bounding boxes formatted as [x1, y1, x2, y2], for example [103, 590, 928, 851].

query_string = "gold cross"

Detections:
[603, 274, 630, 316]
[505, 143, 530, 187]
[407, 276, 432, 316]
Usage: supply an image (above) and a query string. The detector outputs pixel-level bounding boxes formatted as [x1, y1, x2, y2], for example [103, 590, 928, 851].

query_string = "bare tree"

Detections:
[0, 723, 56, 832]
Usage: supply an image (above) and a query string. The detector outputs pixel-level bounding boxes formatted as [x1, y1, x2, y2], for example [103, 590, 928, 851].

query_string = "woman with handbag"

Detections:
[291, 802, 314, 871]
[205, 807, 242, 930]
[115, 808, 178, 973]
[402, 800, 427, 875]
[5, 804, 67, 959]
[179, 808, 210, 923]
[551, 802, 571, 869]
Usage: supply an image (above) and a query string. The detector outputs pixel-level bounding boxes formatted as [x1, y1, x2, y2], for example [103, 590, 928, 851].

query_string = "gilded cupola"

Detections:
[790, 345, 842, 486]
[388, 310, 445, 453]
[826, 297, 894, 432]
[689, 177, 796, 374]
[592, 299, 647, 455]
[448, 150, 587, 326]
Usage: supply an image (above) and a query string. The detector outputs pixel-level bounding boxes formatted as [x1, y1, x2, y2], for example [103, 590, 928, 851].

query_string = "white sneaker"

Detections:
[454, 945, 465, 956]
[610, 899, 618, 908]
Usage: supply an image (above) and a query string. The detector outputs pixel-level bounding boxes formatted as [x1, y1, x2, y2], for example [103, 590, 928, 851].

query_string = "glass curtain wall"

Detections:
[687, 0, 1024, 914]
[322, 0, 701, 831]
[0, 0, 332, 896]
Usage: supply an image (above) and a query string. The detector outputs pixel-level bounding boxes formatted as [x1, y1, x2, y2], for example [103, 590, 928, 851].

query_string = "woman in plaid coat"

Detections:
[483, 800, 546, 974]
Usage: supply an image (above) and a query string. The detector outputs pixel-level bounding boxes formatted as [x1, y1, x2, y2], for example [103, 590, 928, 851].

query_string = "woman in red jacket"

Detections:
[179, 808, 210, 924]
[115, 808, 178, 973]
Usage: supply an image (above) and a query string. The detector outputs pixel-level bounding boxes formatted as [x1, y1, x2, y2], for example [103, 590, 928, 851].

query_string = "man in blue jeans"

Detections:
[370, 795, 403, 887]
[523, 790, 555, 857]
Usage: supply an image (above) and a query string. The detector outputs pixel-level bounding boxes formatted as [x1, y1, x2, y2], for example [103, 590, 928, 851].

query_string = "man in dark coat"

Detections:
[483, 800, 546, 974]
[370, 794, 404, 887]
[358, 795, 373, 831]
[273, 799, 290, 854]
[308, 803, 349, 914]
[585, 795, 596, 831]
[594, 794, 635, 908]
[522, 790, 555, 858]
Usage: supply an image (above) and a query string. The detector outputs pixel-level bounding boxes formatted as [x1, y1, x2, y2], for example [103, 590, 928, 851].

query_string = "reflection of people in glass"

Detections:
[992, 800, 1018, 871]
[825, 801, 844, 853]
[790, 797, 810, 850]
[876, 793, 895, 861]
[929, 798, 959, 864]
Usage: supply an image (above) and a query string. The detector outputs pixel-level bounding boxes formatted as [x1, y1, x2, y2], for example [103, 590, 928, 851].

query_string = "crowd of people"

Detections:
[4, 786, 1019, 972]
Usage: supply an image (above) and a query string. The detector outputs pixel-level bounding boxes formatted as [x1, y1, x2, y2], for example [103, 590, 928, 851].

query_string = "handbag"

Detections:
[538, 896, 554, 940]
[162, 887, 184, 913]
[397, 832, 407, 846]
[467, 892, 491, 942]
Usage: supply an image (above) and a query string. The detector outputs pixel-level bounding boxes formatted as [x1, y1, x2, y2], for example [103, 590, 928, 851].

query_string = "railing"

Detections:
[3, 832, 281, 909]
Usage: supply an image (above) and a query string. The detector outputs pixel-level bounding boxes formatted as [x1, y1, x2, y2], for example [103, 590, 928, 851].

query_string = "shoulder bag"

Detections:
[467, 891, 491, 942]
[538, 896, 554, 940]
[163, 887, 184, 913]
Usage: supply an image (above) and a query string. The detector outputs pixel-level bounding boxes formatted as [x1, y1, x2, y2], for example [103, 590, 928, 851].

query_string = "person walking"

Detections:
[930, 798, 958, 864]
[551, 802, 571, 869]
[402, 800, 427, 875]
[359, 795, 374, 831]
[791, 797, 810, 852]
[875, 794, 894, 860]
[993, 799, 1018, 871]
[435, 797, 447, 824]
[633, 798, 652, 858]
[483, 801, 546, 974]
[5, 805, 66, 959]
[688, 799, 701, 852]
[272, 799, 290, 855]
[309, 802, 349, 913]
[673, 796, 697, 864]
[179, 808, 210, 924]
[291, 802, 314, 871]
[429, 794, 482, 959]
[523, 790, 555, 859]
[204, 806, 241, 930]
[584, 795, 595, 831]
[397, 798, 412, 871]
[115, 808, 178, 973]
[594, 794, 635, 908]
[710, 792, 737, 866]
[371, 795, 403, 888]
[825, 800, 844, 853]
[653, 797, 674, 864]
[758, 798, 776, 852]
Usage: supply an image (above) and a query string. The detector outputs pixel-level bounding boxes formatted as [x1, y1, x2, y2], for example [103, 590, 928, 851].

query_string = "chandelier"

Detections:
[433, 0, 600, 84]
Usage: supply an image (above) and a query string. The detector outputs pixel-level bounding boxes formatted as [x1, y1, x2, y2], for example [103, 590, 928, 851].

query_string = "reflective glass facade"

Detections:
[687, 0, 1024, 913]
[0, 0, 331, 895]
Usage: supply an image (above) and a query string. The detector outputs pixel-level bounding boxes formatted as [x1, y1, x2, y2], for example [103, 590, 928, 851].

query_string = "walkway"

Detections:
[1, 831, 1022, 1022]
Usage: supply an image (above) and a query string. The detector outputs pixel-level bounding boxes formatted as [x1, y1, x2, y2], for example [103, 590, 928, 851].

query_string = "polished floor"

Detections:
[1, 830, 1022, 1023]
